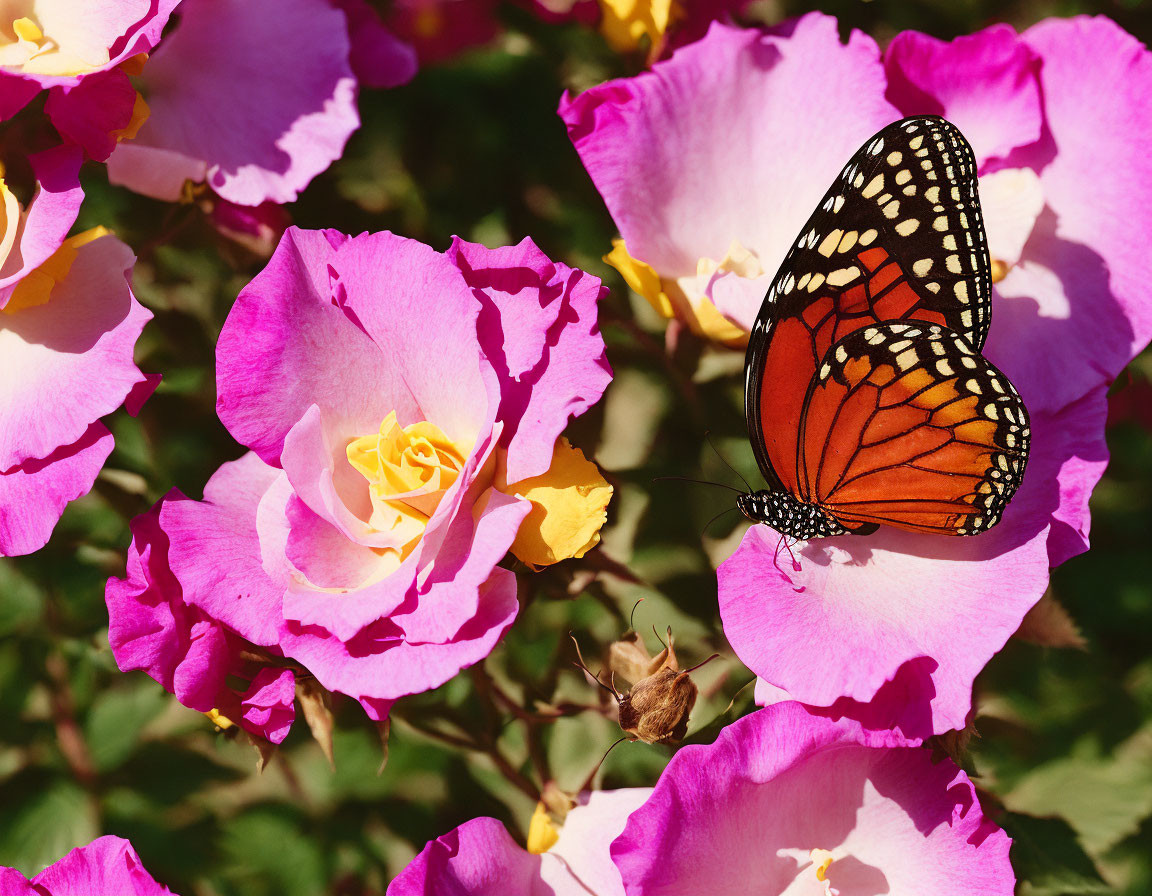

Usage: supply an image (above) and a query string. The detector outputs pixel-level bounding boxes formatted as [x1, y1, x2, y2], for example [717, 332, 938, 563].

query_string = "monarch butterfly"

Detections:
[739, 116, 1030, 539]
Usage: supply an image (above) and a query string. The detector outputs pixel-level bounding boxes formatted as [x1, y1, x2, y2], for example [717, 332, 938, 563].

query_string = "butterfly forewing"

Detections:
[746, 116, 993, 498]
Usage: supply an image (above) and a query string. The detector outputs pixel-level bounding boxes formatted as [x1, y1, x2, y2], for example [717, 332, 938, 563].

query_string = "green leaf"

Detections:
[218, 808, 327, 896]
[1006, 728, 1152, 856]
[0, 776, 99, 875]
[1003, 812, 1113, 895]
[83, 683, 170, 772]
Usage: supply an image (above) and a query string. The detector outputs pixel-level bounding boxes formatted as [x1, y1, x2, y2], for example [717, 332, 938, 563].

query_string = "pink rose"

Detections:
[561, 13, 1152, 736]
[391, 702, 1014, 894]
[107, 228, 612, 735]
[1, 157, 152, 555]
[106, 0, 417, 205]
[0, 836, 176, 895]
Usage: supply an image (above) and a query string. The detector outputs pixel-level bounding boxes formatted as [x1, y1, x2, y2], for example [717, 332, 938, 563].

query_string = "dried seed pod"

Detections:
[572, 628, 718, 745]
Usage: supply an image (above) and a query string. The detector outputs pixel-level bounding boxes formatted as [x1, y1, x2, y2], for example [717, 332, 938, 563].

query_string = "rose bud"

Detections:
[572, 628, 718, 745]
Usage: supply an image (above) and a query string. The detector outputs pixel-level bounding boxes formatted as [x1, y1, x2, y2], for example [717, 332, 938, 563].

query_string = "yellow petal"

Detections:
[112, 92, 151, 143]
[526, 802, 560, 855]
[598, 0, 676, 52]
[500, 438, 612, 568]
[694, 294, 749, 347]
[119, 52, 149, 77]
[4, 226, 110, 313]
[206, 708, 235, 730]
[605, 238, 675, 318]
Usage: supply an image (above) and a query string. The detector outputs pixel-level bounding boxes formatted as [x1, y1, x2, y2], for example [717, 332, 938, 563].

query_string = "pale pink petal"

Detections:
[161, 453, 289, 648]
[0, 145, 84, 304]
[283, 491, 394, 590]
[719, 509, 1051, 736]
[109, 0, 361, 205]
[105, 142, 208, 202]
[449, 236, 612, 483]
[0, 0, 178, 91]
[721, 335, 1109, 735]
[0, 234, 149, 469]
[543, 789, 648, 896]
[888, 17, 1152, 414]
[388, 786, 645, 896]
[560, 15, 898, 279]
[331, 232, 492, 448]
[0, 423, 113, 557]
[389, 485, 528, 644]
[278, 403, 406, 552]
[30, 835, 175, 896]
[978, 167, 1045, 269]
[1009, 16, 1152, 408]
[884, 25, 1042, 165]
[216, 227, 406, 466]
[612, 703, 1012, 896]
[387, 818, 548, 896]
[281, 566, 518, 703]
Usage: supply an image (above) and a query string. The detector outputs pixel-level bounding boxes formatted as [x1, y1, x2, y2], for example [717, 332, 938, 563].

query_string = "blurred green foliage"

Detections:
[2, 1, 1152, 894]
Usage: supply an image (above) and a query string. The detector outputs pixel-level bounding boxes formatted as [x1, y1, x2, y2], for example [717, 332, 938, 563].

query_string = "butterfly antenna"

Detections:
[652, 475, 744, 495]
[569, 633, 621, 701]
[704, 430, 753, 493]
[580, 736, 629, 792]
[682, 653, 722, 675]
[651, 625, 666, 650]
[628, 598, 644, 632]
[701, 505, 740, 537]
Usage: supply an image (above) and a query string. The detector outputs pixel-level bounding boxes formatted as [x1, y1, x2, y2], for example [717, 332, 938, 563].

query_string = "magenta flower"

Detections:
[107, 228, 611, 731]
[1, 220, 153, 557]
[106, 0, 417, 205]
[106, 504, 297, 744]
[391, 702, 1014, 894]
[0, 836, 176, 895]
[562, 13, 1152, 736]
[0, 1, 179, 159]
[390, 790, 647, 895]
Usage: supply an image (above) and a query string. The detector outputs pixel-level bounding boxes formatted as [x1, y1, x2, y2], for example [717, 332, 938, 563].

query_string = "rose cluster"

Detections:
[1, 1, 1149, 893]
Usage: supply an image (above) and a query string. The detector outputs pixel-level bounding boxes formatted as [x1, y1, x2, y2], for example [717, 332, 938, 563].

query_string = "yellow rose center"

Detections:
[346, 412, 468, 561]
[0, 4, 111, 75]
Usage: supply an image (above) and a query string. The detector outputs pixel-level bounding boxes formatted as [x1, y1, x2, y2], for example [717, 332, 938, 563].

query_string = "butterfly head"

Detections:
[737, 489, 849, 540]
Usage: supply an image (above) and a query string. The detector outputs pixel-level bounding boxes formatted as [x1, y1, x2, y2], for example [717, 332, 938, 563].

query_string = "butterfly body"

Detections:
[736, 490, 850, 539]
[741, 116, 1030, 539]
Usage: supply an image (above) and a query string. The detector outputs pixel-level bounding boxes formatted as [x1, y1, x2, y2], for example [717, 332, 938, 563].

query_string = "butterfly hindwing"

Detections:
[795, 322, 1030, 535]
[746, 116, 993, 502]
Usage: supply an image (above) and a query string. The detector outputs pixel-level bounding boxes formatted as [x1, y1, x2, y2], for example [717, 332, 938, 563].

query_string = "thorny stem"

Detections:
[473, 665, 555, 785]
[44, 650, 97, 791]
[390, 706, 542, 802]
